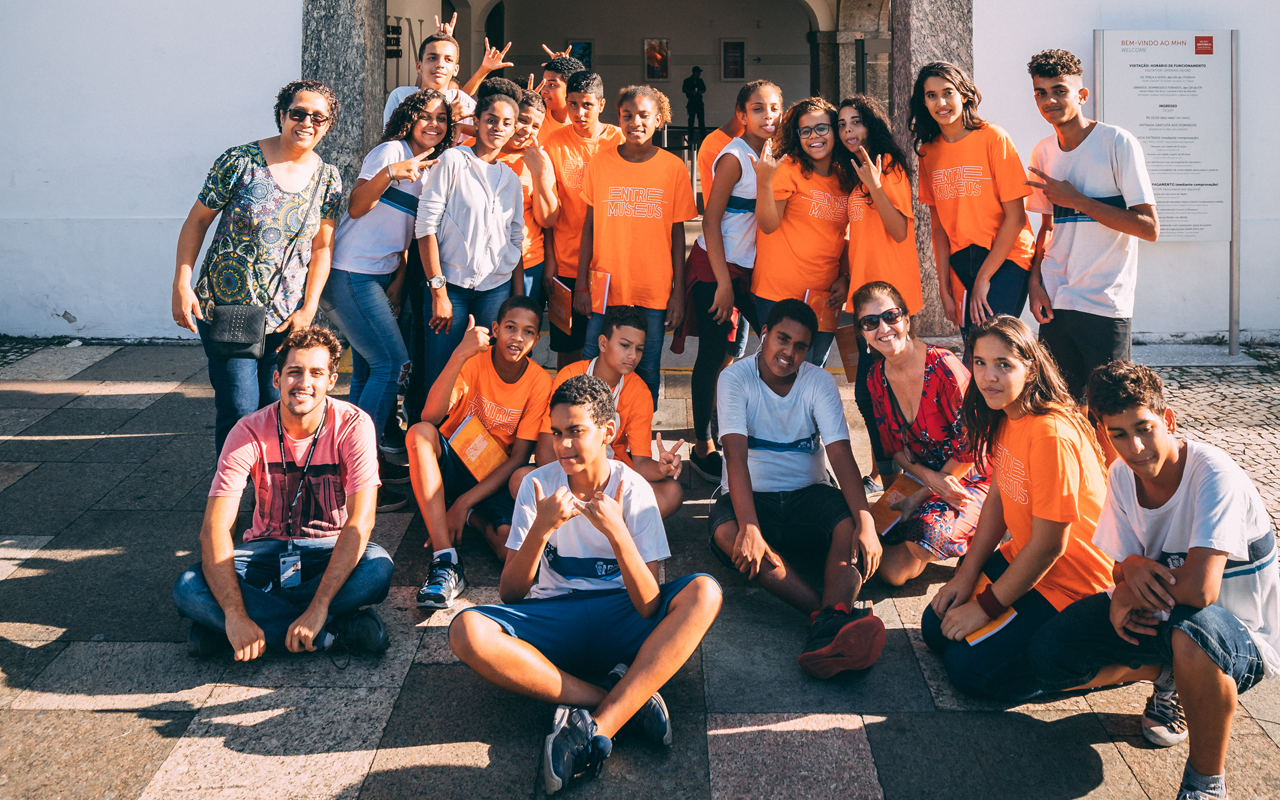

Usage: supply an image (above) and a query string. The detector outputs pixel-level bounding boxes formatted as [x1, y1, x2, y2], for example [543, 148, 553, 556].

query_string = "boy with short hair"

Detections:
[448, 374, 722, 794]
[537, 55, 587, 143]
[1023, 49, 1160, 402]
[383, 31, 476, 132]
[542, 71, 626, 368]
[710, 299, 886, 678]
[406, 296, 552, 609]
[1029, 361, 1278, 800]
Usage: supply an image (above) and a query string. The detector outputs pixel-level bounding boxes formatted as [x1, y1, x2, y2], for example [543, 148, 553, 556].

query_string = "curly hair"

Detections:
[518, 88, 546, 113]
[544, 56, 586, 78]
[276, 325, 342, 374]
[381, 88, 453, 159]
[551, 374, 617, 428]
[838, 94, 913, 187]
[909, 62, 985, 153]
[566, 71, 605, 99]
[1028, 49, 1084, 79]
[735, 79, 781, 113]
[617, 85, 671, 130]
[274, 80, 339, 133]
[476, 76, 524, 103]
[773, 97, 854, 193]
[475, 91, 520, 119]
[1086, 360, 1167, 419]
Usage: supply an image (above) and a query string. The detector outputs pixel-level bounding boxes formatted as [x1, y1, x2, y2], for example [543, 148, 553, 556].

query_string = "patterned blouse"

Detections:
[868, 345, 976, 472]
[193, 142, 343, 327]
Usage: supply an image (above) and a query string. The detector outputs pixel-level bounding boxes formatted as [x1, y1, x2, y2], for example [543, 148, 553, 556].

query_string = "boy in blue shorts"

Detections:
[449, 375, 722, 794]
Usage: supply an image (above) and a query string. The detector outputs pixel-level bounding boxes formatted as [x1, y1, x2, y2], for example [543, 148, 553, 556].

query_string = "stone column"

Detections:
[808, 31, 839, 102]
[836, 0, 892, 109]
[891, 0, 972, 337]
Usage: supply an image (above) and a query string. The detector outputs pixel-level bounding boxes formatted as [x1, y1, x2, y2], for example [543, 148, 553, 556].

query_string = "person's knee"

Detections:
[677, 575, 723, 616]
[920, 605, 948, 653]
[879, 563, 910, 587]
[941, 646, 990, 696]
[449, 610, 495, 663]
[509, 465, 534, 499]
[171, 565, 207, 614]
[407, 422, 440, 460]
[1170, 627, 1215, 671]
[711, 521, 738, 555]
[654, 478, 683, 518]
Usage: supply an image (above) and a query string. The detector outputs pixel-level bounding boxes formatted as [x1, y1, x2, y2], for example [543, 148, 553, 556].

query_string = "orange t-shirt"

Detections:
[697, 128, 734, 202]
[993, 411, 1114, 611]
[581, 147, 699, 309]
[752, 157, 849, 303]
[541, 359, 653, 468]
[537, 112, 568, 143]
[917, 124, 1035, 270]
[440, 351, 553, 455]
[497, 151, 552, 267]
[544, 124, 626, 278]
[844, 156, 922, 314]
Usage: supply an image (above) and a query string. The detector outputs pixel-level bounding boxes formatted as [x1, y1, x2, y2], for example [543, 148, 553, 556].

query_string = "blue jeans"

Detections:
[948, 245, 1031, 344]
[753, 295, 835, 367]
[197, 319, 287, 457]
[920, 550, 1059, 702]
[522, 261, 545, 307]
[319, 269, 409, 433]
[582, 305, 666, 406]
[1029, 592, 1266, 695]
[423, 281, 512, 401]
[172, 537, 394, 653]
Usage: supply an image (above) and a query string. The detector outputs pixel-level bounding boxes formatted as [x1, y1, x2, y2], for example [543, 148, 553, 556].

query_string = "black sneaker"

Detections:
[417, 557, 467, 609]
[862, 476, 883, 496]
[379, 457, 410, 485]
[1142, 687, 1189, 747]
[688, 449, 723, 483]
[376, 485, 409, 512]
[379, 428, 408, 467]
[328, 607, 391, 654]
[544, 706, 613, 795]
[186, 621, 230, 658]
[600, 663, 672, 746]
[797, 602, 886, 679]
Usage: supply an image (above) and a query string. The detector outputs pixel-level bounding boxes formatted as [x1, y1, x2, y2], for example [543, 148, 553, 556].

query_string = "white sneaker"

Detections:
[1142, 687, 1189, 747]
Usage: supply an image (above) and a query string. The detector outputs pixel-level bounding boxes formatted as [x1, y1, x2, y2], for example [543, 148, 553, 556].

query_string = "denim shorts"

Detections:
[707, 484, 852, 569]
[437, 432, 517, 529]
[1029, 592, 1266, 695]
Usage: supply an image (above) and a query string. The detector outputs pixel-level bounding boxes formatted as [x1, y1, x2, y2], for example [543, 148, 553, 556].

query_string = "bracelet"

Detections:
[386, 164, 395, 184]
[976, 585, 1008, 620]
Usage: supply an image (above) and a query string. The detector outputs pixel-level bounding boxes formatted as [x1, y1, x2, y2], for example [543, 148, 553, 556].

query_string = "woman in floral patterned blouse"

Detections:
[171, 80, 344, 455]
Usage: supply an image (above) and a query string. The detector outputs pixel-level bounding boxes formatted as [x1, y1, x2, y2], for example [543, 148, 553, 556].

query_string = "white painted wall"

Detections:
[973, 0, 1280, 340]
[0, 1, 304, 339]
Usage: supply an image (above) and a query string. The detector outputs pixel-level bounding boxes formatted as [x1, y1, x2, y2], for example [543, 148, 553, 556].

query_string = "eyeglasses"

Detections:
[858, 307, 907, 331]
[798, 123, 832, 139]
[286, 108, 331, 125]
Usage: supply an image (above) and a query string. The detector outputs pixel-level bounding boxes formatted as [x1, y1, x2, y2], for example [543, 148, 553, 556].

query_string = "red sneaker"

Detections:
[796, 602, 886, 679]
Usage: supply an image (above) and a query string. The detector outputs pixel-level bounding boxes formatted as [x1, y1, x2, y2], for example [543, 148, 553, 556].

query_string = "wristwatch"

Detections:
[427, 275, 447, 290]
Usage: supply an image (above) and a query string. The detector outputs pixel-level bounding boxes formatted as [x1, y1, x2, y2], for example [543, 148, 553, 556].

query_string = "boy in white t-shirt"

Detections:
[709, 299, 886, 679]
[1023, 49, 1160, 402]
[448, 374, 722, 795]
[382, 30, 477, 134]
[1030, 362, 1277, 800]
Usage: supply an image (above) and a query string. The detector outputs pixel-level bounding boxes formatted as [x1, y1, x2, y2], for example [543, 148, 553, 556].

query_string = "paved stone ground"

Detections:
[1, 343, 1279, 800]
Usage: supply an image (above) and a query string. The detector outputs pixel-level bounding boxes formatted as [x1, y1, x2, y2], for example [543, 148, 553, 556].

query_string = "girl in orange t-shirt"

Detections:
[753, 97, 855, 366]
[922, 315, 1113, 702]
[910, 62, 1035, 335]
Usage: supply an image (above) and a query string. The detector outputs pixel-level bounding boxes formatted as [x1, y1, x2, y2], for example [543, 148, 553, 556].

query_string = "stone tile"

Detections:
[0, 708, 193, 799]
[370, 511, 414, 559]
[74, 430, 177, 464]
[0, 461, 39, 494]
[113, 382, 219, 437]
[1112, 732, 1280, 800]
[1085, 680, 1258, 737]
[70, 345, 206, 382]
[93, 435, 216, 510]
[389, 514, 506, 589]
[0, 384, 102, 413]
[415, 628, 457, 664]
[65, 380, 181, 409]
[0, 509, 201, 643]
[359, 663, 544, 799]
[0, 640, 68, 710]
[0, 535, 53, 581]
[0, 345, 119, 380]
[172, 468, 216, 512]
[0, 407, 140, 462]
[0, 409, 54, 444]
[701, 587, 933, 714]
[654, 397, 691, 432]
[1239, 672, 1280, 730]
[0, 461, 137, 538]
[138, 685, 396, 800]
[707, 713, 881, 800]
[663, 372, 691, 399]
[12, 642, 226, 711]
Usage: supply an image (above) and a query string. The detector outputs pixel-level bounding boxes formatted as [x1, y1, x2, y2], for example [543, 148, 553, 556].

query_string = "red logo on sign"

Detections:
[1195, 36, 1213, 55]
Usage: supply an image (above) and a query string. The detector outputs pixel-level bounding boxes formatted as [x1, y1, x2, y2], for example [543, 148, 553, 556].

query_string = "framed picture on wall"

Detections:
[566, 39, 593, 71]
[644, 38, 669, 81]
[721, 40, 745, 81]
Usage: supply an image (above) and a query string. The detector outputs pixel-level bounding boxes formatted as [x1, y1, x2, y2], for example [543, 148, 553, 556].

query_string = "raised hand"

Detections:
[481, 38, 514, 73]
[542, 43, 572, 62]
[389, 150, 438, 183]
[580, 480, 628, 540]
[654, 433, 685, 479]
[433, 12, 457, 36]
[458, 314, 492, 357]
[752, 139, 779, 184]
[532, 478, 581, 532]
[526, 74, 549, 95]
[852, 146, 883, 191]
[1024, 167, 1086, 210]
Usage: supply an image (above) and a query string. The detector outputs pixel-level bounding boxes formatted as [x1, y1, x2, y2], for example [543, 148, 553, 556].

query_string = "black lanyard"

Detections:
[276, 400, 328, 543]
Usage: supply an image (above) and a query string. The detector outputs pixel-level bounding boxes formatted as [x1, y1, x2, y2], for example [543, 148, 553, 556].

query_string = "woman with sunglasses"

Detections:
[752, 97, 855, 366]
[852, 282, 988, 586]
[172, 80, 344, 456]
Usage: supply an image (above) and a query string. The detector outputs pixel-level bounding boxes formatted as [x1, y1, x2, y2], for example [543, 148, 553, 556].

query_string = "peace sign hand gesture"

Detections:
[851, 146, 883, 192]
[526, 74, 549, 95]
[481, 38, 514, 73]
[388, 150, 438, 184]
[654, 433, 685, 479]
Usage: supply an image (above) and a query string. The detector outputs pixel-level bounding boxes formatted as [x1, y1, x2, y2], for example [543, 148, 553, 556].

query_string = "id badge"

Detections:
[279, 553, 302, 588]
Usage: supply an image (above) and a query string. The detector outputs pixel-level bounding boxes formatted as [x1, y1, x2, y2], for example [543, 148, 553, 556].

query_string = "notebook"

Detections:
[803, 289, 840, 333]
[869, 472, 924, 536]
[589, 269, 610, 315]
[447, 414, 509, 481]
[964, 574, 1018, 645]
[549, 278, 573, 333]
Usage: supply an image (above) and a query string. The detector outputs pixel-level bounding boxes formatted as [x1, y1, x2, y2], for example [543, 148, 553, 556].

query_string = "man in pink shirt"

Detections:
[173, 327, 394, 660]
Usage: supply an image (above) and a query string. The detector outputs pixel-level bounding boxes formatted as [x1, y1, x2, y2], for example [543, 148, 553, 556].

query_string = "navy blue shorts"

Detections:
[437, 431, 517, 529]
[455, 573, 715, 679]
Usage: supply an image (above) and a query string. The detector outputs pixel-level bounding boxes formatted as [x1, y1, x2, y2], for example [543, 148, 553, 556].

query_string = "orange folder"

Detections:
[964, 574, 1017, 645]
[803, 289, 840, 333]
[834, 323, 862, 378]
[447, 414, 509, 482]
[589, 269, 610, 315]
[868, 472, 923, 536]
[549, 278, 573, 334]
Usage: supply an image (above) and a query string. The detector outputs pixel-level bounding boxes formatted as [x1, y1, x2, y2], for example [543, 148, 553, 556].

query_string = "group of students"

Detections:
[167, 24, 1276, 798]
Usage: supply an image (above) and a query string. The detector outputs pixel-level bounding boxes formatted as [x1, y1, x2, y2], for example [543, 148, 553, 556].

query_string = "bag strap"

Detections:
[266, 166, 326, 304]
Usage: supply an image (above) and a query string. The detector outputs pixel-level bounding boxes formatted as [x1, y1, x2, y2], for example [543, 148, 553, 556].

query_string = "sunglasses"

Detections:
[798, 123, 832, 139]
[858, 307, 907, 331]
[286, 108, 331, 125]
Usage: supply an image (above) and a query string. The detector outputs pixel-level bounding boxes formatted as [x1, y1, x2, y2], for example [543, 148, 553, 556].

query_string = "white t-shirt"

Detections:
[1093, 440, 1280, 678]
[715, 355, 849, 494]
[1027, 122, 1155, 319]
[330, 141, 432, 275]
[383, 85, 476, 129]
[507, 460, 671, 600]
[694, 137, 759, 269]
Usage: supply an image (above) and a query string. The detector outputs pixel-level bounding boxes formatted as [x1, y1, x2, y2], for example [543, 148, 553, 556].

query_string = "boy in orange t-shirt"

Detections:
[498, 89, 560, 303]
[578, 86, 698, 404]
[535, 55, 584, 143]
[542, 72, 626, 367]
[406, 296, 552, 610]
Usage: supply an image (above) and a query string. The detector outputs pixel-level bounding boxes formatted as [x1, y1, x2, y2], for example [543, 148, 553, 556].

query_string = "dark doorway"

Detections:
[485, 2, 505, 78]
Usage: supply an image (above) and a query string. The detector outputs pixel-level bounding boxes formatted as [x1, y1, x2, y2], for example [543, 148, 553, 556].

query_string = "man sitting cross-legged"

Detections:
[710, 298, 886, 678]
[509, 304, 685, 518]
[449, 375, 722, 795]
[173, 326, 394, 660]
[1029, 361, 1279, 800]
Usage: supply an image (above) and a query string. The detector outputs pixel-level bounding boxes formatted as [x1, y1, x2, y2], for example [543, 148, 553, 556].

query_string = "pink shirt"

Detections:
[210, 399, 380, 542]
